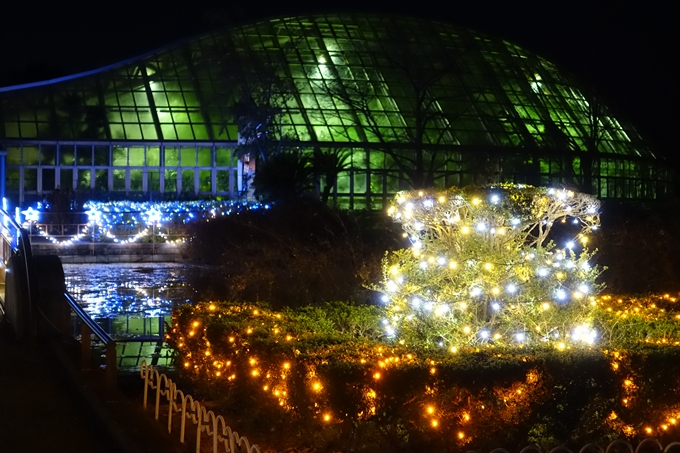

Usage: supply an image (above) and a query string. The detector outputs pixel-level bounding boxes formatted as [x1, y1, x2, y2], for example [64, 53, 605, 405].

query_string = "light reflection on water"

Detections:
[64, 263, 195, 319]
[64, 263, 203, 369]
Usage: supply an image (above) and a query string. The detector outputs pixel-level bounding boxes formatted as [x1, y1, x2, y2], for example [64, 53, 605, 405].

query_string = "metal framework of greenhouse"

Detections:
[0, 14, 673, 207]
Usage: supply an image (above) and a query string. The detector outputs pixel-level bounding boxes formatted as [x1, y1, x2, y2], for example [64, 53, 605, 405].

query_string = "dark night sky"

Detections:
[0, 0, 675, 158]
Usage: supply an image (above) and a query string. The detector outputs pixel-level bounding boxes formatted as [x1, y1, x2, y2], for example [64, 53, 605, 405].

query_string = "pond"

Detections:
[63, 262, 209, 369]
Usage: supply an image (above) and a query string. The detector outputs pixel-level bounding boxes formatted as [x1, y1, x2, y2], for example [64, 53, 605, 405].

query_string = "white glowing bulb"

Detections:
[411, 297, 421, 308]
[476, 222, 486, 231]
[420, 261, 428, 269]
[578, 284, 589, 294]
[423, 199, 434, 208]
[480, 330, 490, 339]
[506, 284, 517, 293]
[386, 281, 397, 292]
[555, 289, 567, 300]
[381, 295, 389, 303]
[385, 326, 395, 336]
[515, 332, 526, 343]
[438, 256, 447, 265]
[510, 218, 520, 226]
[490, 194, 500, 204]
[423, 302, 433, 311]
[537, 268, 549, 277]
[491, 302, 501, 311]
[470, 287, 482, 297]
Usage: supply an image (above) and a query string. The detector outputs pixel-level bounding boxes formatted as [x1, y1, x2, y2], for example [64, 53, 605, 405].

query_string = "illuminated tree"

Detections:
[377, 184, 605, 348]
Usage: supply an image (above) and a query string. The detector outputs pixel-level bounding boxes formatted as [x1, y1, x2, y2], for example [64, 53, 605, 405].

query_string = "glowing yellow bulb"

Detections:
[390, 266, 399, 275]
[228, 336, 235, 342]
[461, 226, 470, 234]
[458, 432, 465, 439]
[247, 328, 253, 334]
[557, 342, 566, 350]
[323, 414, 331, 422]
[463, 413, 470, 421]
[449, 261, 458, 269]
[645, 427, 652, 434]
[542, 303, 550, 310]
[313, 382, 322, 391]
[472, 198, 481, 205]
[624, 379, 632, 387]
[286, 335, 293, 341]
[249, 358, 256, 365]
[450, 347, 458, 353]
[253, 310, 259, 315]
[251, 370, 259, 376]
[373, 372, 381, 380]
[427, 406, 435, 414]
[418, 191, 424, 196]
[492, 287, 500, 295]
[463, 326, 471, 334]
[431, 420, 439, 428]
[438, 196, 446, 203]
[484, 263, 493, 271]
[283, 362, 290, 369]
[209, 304, 215, 311]
[430, 367, 436, 375]
[192, 321, 199, 328]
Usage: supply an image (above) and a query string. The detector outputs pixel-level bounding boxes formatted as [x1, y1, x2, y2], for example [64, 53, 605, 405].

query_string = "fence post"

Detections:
[105, 341, 117, 392]
[81, 323, 92, 370]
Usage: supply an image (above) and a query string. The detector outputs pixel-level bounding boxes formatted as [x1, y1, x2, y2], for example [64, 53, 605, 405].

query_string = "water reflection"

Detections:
[64, 263, 202, 369]
[64, 263, 194, 320]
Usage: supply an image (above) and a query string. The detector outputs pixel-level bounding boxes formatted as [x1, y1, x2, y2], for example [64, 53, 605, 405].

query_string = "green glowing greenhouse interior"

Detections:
[0, 13, 672, 206]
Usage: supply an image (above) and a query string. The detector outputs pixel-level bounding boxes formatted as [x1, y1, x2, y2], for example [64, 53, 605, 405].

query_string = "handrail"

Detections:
[64, 291, 113, 344]
[64, 291, 117, 389]
[0, 207, 35, 331]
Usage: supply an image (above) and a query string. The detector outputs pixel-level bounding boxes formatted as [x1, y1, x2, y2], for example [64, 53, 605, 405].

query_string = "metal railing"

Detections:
[0, 206, 36, 332]
[140, 360, 261, 453]
[65, 291, 117, 389]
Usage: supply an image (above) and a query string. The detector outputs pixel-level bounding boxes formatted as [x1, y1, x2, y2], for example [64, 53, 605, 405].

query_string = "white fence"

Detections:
[140, 360, 261, 453]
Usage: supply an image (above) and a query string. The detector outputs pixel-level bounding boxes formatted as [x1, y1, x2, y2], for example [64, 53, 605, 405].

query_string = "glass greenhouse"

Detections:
[0, 14, 672, 206]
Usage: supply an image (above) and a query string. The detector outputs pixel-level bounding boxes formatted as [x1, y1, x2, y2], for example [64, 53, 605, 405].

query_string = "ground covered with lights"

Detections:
[162, 186, 680, 452]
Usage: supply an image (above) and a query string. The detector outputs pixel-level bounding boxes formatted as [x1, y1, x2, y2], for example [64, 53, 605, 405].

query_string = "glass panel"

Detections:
[6, 169, 20, 191]
[113, 169, 126, 191]
[197, 147, 212, 166]
[7, 147, 21, 165]
[165, 147, 179, 166]
[25, 169, 38, 191]
[60, 146, 75, 165]
[129, 147, 145, 166]
[181, 147, 196, 167]
[216, 170, 231, 192]
[199, 170, 211, 192]
[181, 170, 194, 193]
[94, 146, 110, 166]
[42, 169, 56, 192]
[147, 147, 161, 166]
[148, 170, 161, 192]
[215, 148, 233, 166]
[112, 147, 127, 166]
[60, 169, 74, 190]
[164, 170, 177, 193]
[95, 170, 108, 191]
[77, 145, 93, 166]
[41, 145, 57, 165]
[78, 169, 91, 189]
[130, 170, 143, 191]
[24, 146, 39, 165]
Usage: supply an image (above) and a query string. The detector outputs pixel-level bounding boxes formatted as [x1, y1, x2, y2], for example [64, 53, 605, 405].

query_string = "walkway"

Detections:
[0, 321, 186, 453]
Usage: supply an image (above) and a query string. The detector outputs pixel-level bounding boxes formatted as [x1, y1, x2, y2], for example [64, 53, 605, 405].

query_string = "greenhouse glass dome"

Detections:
[0, 13, 672, 206]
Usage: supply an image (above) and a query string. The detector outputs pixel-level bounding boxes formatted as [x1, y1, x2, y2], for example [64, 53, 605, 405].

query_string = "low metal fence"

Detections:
[140, 360, 261, 453]
[478, 439, 680, 453]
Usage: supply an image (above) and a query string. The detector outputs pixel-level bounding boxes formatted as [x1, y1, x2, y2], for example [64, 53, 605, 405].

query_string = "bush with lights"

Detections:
[377, 184, 605, 349]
